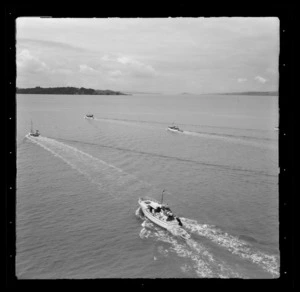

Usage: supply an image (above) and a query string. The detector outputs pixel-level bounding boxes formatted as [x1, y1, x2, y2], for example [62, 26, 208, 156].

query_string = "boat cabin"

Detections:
[29, 120, 40, 137]
[139, 197, 183, 227]
[168, 125, 182, 131]
[30, 130, 40, 137]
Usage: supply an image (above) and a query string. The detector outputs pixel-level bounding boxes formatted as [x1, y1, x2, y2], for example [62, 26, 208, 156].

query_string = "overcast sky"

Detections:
[16, 17, 279, 94]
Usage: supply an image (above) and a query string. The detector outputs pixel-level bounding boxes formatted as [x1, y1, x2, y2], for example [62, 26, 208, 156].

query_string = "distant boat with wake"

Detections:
[28, 120, 40, 137]
[84, 114, 94, 119]
[167, 125, 183, 133]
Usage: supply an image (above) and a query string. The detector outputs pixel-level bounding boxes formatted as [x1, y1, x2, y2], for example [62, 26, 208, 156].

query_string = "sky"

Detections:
[16, 17, 279, 94]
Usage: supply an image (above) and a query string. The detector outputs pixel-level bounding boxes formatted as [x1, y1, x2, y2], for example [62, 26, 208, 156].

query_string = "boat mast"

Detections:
[161, 189, 165, 204]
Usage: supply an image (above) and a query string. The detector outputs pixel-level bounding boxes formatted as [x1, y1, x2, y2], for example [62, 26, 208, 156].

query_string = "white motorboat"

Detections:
[138, 191, 189, 239]
[84, 114, 94, 119]
[139, 197, 182, 228]
[167, 125, 183, 133]
[28, 120, 40, 137]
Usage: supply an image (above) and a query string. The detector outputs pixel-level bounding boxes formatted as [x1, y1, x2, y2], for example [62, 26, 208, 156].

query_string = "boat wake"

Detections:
[26, 135, 279, 278]
[93, 117, 155, 130]
[183, 131, 276, 149]
[182, 218, 280, 278]
[26, 135, 154, 196]
[135, 208, 279, 278]
[84, 116, 275, 133]
[90, 117, 276, 149]
[54, 137, 276, 178]
[169, 226, 191, 240]
[136, 208, 242, 278]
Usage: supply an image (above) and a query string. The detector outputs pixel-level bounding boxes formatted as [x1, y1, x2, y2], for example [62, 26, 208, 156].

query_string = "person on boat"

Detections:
[148, 206, 153, 213]
[155, 207, 161, 213]
[166, 214, 174, 221]
[176, 217, 183, 227]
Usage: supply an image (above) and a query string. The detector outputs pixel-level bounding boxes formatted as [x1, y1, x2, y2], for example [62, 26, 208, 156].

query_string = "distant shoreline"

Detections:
[16, 87, 278, 96]
[16, 86, 129, 95]
[214, 91, 278, 96]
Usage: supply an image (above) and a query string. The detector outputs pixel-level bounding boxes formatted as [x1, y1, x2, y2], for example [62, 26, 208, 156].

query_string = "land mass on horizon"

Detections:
[215, 91, 278, 96]
[16, 86, 128, 95]
[16, 87, 278, 96]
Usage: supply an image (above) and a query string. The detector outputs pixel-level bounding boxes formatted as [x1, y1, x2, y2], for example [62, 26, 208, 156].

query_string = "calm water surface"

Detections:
[16, 94, 279, 278]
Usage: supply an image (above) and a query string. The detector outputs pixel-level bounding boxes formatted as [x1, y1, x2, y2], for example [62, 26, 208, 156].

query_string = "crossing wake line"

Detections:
[26, 135, 154, 196]
[54, 137, 276, 178]
[93, 117, 155, 130]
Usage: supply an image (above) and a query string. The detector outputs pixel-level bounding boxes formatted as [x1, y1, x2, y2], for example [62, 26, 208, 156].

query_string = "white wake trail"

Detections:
[26, 135, 153, 194]
[183, 131, 275, 149]
[136, 208, 242, 278]
[182, 218, 279, 278]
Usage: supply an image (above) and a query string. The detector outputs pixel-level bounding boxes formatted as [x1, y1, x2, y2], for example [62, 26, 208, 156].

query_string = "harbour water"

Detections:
[16, 93, 279, 278]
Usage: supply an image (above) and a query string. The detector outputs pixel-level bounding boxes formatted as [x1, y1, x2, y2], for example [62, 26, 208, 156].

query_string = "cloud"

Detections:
[17, 49, 49, 73]
[101, 55, 114, 62]
[254, 75, 267, 83]
[109, 70, 123, 78]
[101, 54, 157, 78]
[130, 62, 157, 78]
[54, 68, 73, 75]
[237, 78, 247, 83]
[116, 56, 132, 65]
[16, 18, 278, 93]
[266, 67, 278, 75]
[79, 64, 97, 73]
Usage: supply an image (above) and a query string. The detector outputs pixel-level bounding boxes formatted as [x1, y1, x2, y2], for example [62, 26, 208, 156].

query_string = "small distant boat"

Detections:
[274, 127, 279, 131]
[138, 190, 189, 239]
[29, 120, 40, 137]
[167, 125, 183, 133]
[84, 114, 94, 119]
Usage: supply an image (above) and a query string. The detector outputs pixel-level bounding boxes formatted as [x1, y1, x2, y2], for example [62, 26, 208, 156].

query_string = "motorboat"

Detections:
[28, 120, 40, 137]
[167, 125, 183, 133]
[138, 191, 189, 239]
[84, 114, 94, 119]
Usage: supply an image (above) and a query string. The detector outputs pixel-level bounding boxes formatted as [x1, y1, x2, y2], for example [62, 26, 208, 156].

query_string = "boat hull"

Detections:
[138, 198, 190, 239]
[138, 198, 181, 230]
[167, 128, 183, 133]
[28, 132, 40, 137]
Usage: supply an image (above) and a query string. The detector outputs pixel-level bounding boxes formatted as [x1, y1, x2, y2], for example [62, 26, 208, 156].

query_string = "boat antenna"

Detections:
[161, 189, 165, 204]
